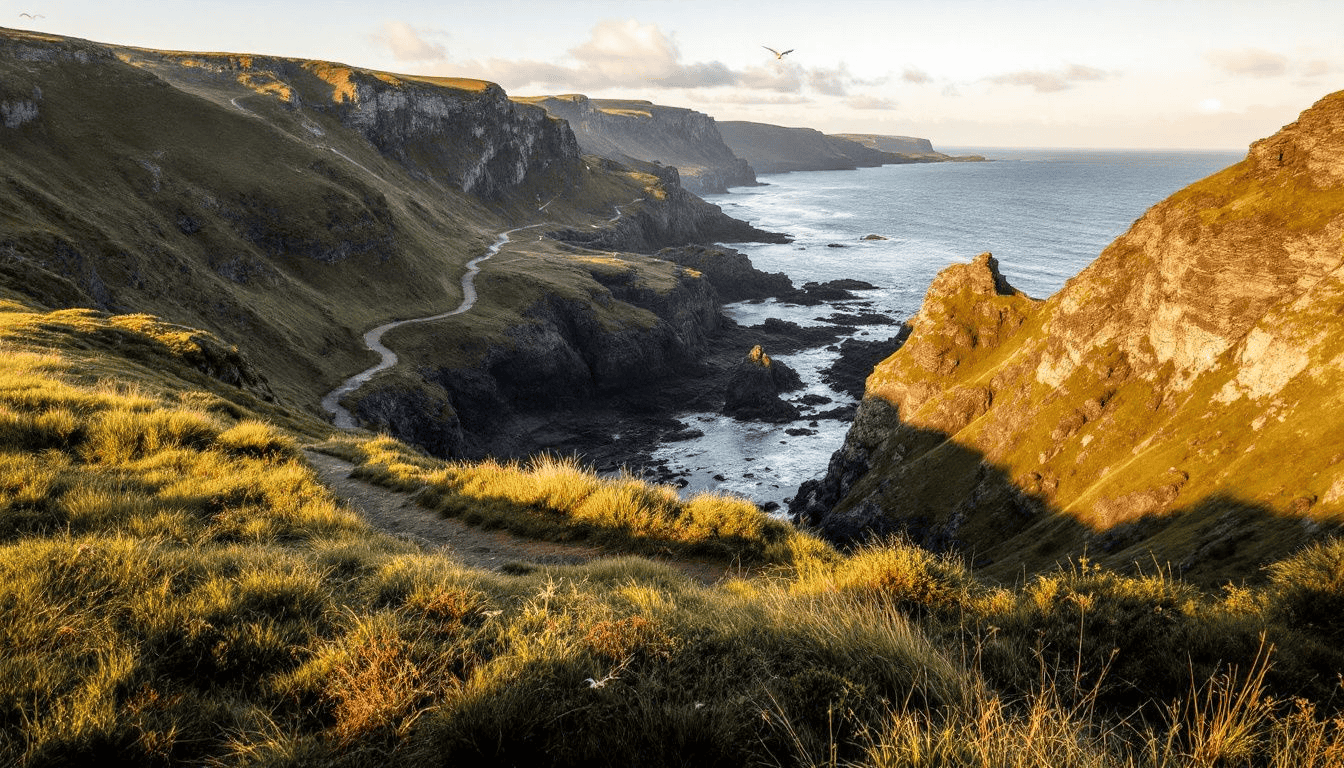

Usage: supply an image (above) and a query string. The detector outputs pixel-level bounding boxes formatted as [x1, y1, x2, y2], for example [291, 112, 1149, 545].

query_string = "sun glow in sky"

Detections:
[12, 0, 1344, 149]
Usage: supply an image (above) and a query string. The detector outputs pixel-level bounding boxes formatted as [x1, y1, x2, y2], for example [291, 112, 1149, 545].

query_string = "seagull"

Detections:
[763, 46, 794, 60]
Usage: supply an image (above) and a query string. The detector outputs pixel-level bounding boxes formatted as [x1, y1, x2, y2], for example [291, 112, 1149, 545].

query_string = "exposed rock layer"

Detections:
[796, 93, 1344, 584]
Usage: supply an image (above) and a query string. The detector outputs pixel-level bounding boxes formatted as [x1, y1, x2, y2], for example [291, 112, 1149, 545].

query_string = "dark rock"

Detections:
[723, 345, 802, 423]
[861, 234, 888, 241]
[820, 329, 912, 398]
[827, 243, 847, 248]
[547, 159, 789, 253]
[800, 394, 833, 405]
[785, 427, 817, 436]
[653, 244, 793, 301]
[817, 312, 898, 326]
[813, 404, 858, 421]
[353, 377, 465, 458]
[777, 279, 879, 306]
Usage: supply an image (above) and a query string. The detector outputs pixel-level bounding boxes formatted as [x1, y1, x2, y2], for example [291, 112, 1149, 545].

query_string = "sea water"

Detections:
[652, 148, 1245, 511]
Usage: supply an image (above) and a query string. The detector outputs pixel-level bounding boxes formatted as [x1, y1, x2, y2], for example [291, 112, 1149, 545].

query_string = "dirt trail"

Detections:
[305, 451, 751, 584]
[320, 226, 521, 428]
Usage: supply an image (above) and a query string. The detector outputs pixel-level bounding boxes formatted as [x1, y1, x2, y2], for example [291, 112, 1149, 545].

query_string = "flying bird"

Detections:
[20, 12, 45, 18]
[763, 46, 794, 60]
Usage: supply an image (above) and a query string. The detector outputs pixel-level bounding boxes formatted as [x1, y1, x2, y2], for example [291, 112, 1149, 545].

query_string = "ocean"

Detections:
[652, 148, 1247, 511]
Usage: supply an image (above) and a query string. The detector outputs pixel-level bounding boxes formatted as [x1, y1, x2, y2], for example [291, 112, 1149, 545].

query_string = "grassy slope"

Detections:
[844, 94, 1344, 585]
[0, 28, 689, 416]
[1, 295, 1342, 766]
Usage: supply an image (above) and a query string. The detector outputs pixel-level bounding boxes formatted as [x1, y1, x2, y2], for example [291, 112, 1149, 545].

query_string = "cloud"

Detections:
[846, 95, 897, 110]
[1204, 48, 1288, 78]
[1197, 97, 1224, 114]
[1302, 59, 1332, 78]
[461, 20, 866, 97]
[808, 64, 854, 97]
[372, 21, 447, 63]
[902, 67, 932, 85]
[706, 92, 813, 106]
[987, 63, 1109, 93]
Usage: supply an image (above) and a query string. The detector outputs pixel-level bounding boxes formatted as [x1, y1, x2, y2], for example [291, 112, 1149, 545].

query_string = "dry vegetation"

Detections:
[1, 298, 1342, 766]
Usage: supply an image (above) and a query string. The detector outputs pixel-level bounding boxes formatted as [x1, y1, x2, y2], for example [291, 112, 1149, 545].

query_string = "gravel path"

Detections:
[305, 450, 749, 583]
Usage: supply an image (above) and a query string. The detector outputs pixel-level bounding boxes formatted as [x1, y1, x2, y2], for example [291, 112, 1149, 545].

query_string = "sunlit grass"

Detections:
[0, 298, 1342, 765]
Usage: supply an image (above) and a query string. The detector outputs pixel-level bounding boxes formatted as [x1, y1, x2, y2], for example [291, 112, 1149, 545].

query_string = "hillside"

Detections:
[794, 90, 1344, 585]
[833, 133, 985, 162]
[0, 27, 779, 458]
[718, 121, 977, 174]
[517, 95, 757, 193]
[4, 25, 1344, 768]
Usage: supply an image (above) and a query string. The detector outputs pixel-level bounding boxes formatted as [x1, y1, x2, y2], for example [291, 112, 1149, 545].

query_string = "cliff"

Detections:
[718, 122, 972, 174]
[794, 91, 1344, 584]
[518, 95, 757, 193]
[0, 28, 778, 452]
[717, 121, 859, 174]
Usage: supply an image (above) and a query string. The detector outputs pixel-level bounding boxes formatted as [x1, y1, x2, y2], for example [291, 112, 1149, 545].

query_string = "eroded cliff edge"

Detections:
[794, 91, 1344, 583]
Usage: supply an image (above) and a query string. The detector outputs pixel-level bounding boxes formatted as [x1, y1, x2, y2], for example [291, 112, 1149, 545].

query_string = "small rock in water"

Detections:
[759, 501, 781, 512]
[827, 243, 847, 248]
[713, 474, 727, 481]
[786, 427, 818, 436]
[861, 234, 889, 241]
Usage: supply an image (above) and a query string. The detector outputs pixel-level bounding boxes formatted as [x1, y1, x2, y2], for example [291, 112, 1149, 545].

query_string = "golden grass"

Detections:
[326, 435, 807, 563]
[0, 299, 1342, 766]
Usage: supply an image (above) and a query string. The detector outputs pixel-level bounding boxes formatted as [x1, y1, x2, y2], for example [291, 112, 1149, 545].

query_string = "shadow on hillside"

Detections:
[796, 410, 1339, 586]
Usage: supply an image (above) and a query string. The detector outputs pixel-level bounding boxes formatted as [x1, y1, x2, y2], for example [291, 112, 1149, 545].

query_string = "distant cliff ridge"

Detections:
[518, 95, 757, 194]
[794, 90, 1344, 584]
[718, 121, 981, 175]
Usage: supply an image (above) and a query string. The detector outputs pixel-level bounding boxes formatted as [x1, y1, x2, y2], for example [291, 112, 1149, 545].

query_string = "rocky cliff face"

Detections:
[518, 95, 757, 194]
[394, 261, 723, 458]
[547, 159, 787, 252]
[121, 50, 579, 200]
[718, 121, 859, 174]
[796, 91, 1344, 583]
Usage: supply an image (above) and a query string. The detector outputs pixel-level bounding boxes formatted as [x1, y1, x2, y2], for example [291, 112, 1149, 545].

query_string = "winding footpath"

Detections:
[321, 226, 523, 428]
[321, 194, 642, 428]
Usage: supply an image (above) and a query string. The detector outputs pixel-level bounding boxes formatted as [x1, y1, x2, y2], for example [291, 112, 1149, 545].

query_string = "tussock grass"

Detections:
[1, 300, 1342, 766]
[324, 435, 810, 564]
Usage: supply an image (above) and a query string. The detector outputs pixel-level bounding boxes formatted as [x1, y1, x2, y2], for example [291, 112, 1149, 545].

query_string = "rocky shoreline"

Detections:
[347, 240, 910, 510]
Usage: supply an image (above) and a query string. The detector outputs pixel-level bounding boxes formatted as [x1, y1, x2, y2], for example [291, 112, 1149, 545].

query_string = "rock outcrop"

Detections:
[353, 258, 724, 457]
[119, 49, 579, 200]
[518, 95, 757, 194]
[796, 92, 1344, 583]
[547, 159, 788, 252]
[723, 345, 804, 423]
[651, 245, 794, 302]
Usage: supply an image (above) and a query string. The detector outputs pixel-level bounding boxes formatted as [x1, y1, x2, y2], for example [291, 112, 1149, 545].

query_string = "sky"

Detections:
[9, 0, 1344, 149]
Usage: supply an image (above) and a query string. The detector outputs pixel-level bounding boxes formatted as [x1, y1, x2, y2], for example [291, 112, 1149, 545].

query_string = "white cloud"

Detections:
[372, 21, 447, 63]
[902, 67, 933, 85]
[987, 63, 1109, 93]
[459, 20, 866, 97]
[1302, 59, 1332, 78]
[1204, 48, 1288, 78]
